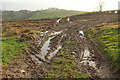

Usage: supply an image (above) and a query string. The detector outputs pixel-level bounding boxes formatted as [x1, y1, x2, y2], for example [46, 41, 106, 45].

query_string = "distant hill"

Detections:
[2, 9, 85, 21]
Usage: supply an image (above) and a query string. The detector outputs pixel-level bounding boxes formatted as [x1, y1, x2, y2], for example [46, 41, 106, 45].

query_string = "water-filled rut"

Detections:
[30, 30, 63, 64]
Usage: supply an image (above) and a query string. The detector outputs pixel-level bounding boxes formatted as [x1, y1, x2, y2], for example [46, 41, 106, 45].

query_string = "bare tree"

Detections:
[98, 1, 105, 12]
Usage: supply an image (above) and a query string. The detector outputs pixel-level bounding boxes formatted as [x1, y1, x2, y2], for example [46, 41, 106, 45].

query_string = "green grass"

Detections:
[88, 27, 120, 73]
[2, 9, 84, 21]
[1, 37, 30, 65]
[45, 41, 88, 78]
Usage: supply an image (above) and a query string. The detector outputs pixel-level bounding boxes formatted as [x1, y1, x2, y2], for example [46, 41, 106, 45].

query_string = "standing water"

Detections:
[67, 18, 70, 21]
[57, 18, 62, 23]
[79, 31, 84, 35]
[81, 48, 97, 70]
[50, 31, 62, 36]
[41, 36, 55, 58]
[47, 45, 62, 60]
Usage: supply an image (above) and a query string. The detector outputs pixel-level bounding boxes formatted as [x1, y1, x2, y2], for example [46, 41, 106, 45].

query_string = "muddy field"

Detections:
[2, 13, 120, 79]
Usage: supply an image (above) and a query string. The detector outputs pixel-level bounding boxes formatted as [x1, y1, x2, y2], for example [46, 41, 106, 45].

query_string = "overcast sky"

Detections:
[1, 0, 120, 11]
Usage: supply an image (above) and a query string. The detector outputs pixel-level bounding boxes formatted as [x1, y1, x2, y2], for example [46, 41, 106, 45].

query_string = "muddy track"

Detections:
[37, 14, 119, 78]
[28, 13, 118, 78]
[2, 13, 119, 78]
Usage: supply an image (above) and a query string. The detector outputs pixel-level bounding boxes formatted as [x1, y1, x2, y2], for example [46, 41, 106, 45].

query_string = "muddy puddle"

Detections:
[67, 18, 70, 21]
[79, 31, 84, 35]
[79, 30, 85, 39]
[47, 45, 62, 60]
[79, 30, 98, 72]
[83, 48, 90, 58]
[57, 18, 62, 23]
[50, 31, 62, 36]
[41, 36, 55, 57]
[80, 48, 97, 70]
[31, 55, 43, 64]
[31, 30, 63, 64]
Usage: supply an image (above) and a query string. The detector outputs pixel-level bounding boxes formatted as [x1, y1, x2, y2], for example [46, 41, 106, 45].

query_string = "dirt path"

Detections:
[2, 13, 119, 78]
[52, 20, 111, 78]
[29, 13, 118, 78]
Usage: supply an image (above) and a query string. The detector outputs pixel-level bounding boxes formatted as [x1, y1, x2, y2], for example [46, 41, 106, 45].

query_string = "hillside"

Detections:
[2, 9, 84, 21]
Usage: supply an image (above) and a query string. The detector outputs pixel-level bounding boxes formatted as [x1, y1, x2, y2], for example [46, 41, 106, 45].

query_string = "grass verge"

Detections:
[88, 27, 120, 73]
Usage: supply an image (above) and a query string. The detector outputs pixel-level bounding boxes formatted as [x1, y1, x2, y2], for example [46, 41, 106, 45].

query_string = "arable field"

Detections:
[1, 12, 120, 79]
